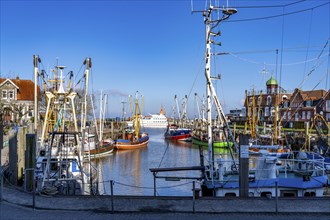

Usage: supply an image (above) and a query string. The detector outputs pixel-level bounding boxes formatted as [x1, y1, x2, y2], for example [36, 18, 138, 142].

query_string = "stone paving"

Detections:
[1, 183, 329, 219]
[1, 201, 330, 220]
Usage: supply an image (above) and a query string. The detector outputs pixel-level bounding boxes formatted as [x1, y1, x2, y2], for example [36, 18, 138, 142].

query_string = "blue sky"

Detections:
[1, 0, 329, 118]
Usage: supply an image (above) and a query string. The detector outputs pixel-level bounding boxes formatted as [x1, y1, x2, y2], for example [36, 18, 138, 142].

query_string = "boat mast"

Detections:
[182, 95, 188, 128]
[204, 7, 214, 176]
[134, 91, 140, 139]
[197, 2, 238, 178]
[82, 58, 91, 132]
[174, 95, 182, 126]
[33, 55, 41, 134]
[99, 90, 103, 142]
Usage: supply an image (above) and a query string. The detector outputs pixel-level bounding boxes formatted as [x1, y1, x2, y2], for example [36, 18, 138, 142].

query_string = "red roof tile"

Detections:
[0, 78, 40, 101]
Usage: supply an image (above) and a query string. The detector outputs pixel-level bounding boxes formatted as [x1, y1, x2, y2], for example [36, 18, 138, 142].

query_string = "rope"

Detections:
[226, 2, 329, 23]
[158, 141, 170, 168]
[113, 180, 193, 189]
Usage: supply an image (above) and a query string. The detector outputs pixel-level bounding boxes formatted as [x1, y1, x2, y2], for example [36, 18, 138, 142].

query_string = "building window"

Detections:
[307, 111, 311, 120]
[302, 111, 306, 119]
[258, 96, 261, 105]
[267, 96, 271, 105]
[270, 107, 275, 116]
[326, 113, 330, 121]
[265, 107, 269, 117]
[326, 100, 330, 112]
[8, 90, 14, 99]
[306, 100, 312, 107]
[283, 112, 286, 120]
[2, 90, 7, 99]
[283, 102, 289, 108]
[295, 112, 299, 121]
[288, 111, 291, 120]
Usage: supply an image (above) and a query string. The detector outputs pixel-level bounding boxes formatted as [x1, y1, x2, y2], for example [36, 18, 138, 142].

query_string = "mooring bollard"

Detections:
[110, 180, 114, 214]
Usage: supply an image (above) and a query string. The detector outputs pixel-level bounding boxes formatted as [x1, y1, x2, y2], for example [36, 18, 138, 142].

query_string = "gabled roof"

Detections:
[0, 77, 39, 101]
[300, 90, 327, 101]
[0, 78, 19, 89]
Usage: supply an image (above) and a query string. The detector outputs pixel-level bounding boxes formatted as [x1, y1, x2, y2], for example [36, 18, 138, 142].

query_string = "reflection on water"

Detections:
[96, 128, 233, 196]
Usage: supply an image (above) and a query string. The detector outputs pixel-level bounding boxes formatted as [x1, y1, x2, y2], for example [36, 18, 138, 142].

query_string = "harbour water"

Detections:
[96, 128, 230, 196]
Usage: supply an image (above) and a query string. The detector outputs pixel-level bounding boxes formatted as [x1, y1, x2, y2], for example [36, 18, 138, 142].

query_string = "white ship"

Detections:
[127, 106, 168, 128]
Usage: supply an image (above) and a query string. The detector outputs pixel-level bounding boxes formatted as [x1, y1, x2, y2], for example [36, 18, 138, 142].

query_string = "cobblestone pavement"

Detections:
[1, 201, 329, 220]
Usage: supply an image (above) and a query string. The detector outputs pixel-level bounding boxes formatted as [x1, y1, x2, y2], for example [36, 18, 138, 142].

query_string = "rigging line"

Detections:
[327, 41, 330, 89]
[280, 72, 328, 127]
[227, 52, 329, 66]
[302, 9, 314, 81]
[74, 63, 84, 89]
[279, 5, 285, 93]
[158, 141, 170, 168]
[327, 2, 330, 89]
[278, 39, 329, 125]
[226, 2, 329, 23]
[275, 49, 279, 80]
[232, 0, 306, 9]
[187, 56, 205, 100]
[211, 45, 327, 55]
[314, 89, 330, 110]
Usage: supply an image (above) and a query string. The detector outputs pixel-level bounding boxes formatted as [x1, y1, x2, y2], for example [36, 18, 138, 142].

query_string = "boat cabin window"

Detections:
[304, 192, 316, 197]
[280, 190, 297, 197]
[225, 192, 236, 197]
[261, 192, 272, 198]
[50, 160, 59, 171]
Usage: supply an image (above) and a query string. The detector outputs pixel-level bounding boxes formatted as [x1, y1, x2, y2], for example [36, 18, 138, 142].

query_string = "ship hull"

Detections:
[115, 136, 149, 150]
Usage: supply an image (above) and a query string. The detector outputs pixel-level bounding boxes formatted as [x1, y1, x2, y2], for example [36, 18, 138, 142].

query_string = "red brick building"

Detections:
[245, 76, 329, 129]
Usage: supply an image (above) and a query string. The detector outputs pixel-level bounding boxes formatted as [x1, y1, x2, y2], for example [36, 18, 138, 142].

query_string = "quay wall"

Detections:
[2, 186, 330, 213]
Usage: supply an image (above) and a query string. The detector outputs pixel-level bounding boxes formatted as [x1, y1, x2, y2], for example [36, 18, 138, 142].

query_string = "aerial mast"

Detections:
[33, 55, 41, 134]
[193, 0, 237, 180]
[82, 57, 91, 131]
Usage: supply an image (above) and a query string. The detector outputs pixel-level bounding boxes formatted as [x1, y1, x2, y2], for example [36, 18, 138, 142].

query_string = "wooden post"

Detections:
[239, 134, 249, 198]
[275, 180, 278, 214]
[153, 172, 157, 197]
[25, 134, 36, 191]
[9, 131, 18, 186]
[17, 127, 27, 186]
[192, 181, 196, 213]
[110, 180, 114, 214]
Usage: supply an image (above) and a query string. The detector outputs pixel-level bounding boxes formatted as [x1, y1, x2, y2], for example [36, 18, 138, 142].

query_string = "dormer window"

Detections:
[306, 100, 312, 107]
[282, 95, 288, 101]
